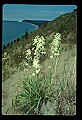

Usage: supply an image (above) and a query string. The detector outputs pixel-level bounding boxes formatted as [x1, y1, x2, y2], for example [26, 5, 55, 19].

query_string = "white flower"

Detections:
[26, 49, 31, 55]
[54, 40, 59, 45]
[25, 62, 28, 66]
[50, 33, 61, 58]
[40, 36, 45, 41]
[24, 68, 28, 71]
[32, 35, 46, 75]
[26, 56, 28, 59]
[33, 59, 39, 68]
[33, 35, 39, 45]
[54, 52, 60, 56]
[4, 52, 7, 57]
[53, 47, 58, 52]
[52, 50, 54, 54]
[41, 51, 46, 54]
[48, 66, 51, 69]
[24, 61, 26, 64]
[50, 55, 53, 59]
[35, 69, 40, 74]
[32, 73, 35, 76]
[32, 47, 35, 50]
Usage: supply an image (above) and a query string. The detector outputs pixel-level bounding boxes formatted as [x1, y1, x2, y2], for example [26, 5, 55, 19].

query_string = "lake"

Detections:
[2, 20, 38, 46]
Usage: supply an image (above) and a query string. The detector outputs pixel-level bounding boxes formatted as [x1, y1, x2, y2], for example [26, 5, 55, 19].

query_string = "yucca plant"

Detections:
[5, 33, 76, 115]
[6, 73, 55, 115]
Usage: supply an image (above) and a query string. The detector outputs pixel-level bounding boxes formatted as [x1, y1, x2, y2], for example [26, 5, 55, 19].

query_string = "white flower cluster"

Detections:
[32, 58, 41, 75]
[3, 52, 7, 60]
[23, 49, 32, 70]
[33, 35, 46, 57]
[26, 49, 32, 61]
[4, 52, 7, 58]
[50, 33, 61, 58]
[23, 60, 28, 71]
[32, 35, 46, 75]
[23, 35, 46, 75]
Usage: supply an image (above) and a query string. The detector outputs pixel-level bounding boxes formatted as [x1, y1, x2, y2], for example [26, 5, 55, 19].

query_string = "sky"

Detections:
[3, 4, 77, 21]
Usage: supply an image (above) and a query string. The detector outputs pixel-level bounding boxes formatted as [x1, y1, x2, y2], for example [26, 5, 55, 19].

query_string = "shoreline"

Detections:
[2, 22, 38, 46]
[22, 21, 38, 30]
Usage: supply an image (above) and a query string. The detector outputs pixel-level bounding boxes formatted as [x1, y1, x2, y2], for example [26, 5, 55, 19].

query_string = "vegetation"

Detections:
[6, 33, 76, 115]
[30, 11, 77, 44]
[2, 11, 77, 115]
[6, 74, 54, 115]
[2, 10, 77, 69]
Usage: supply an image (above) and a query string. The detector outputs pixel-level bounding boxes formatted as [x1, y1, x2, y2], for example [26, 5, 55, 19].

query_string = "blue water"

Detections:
[2, 21, 38, 46]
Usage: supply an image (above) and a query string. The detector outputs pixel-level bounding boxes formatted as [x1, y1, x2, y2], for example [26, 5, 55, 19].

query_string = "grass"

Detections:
[30, 11, 77, 44]
[40, 55, 76, 115]
[2, 29, 76, 115]
[5, 47, 76, 115]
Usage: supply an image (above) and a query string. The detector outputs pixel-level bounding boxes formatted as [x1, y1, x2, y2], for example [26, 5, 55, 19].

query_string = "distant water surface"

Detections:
[2, 20, 38, 45]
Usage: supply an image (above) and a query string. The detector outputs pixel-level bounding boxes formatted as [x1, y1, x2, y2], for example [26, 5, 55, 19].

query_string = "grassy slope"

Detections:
[2, 11, 77, 115]
[2, 44, 76, 115]
[30, 11, 77, 44]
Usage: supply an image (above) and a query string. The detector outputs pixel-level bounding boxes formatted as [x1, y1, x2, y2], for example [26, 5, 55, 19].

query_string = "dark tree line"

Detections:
[25, 29, 30, 39]
[2, 30, 30, 51]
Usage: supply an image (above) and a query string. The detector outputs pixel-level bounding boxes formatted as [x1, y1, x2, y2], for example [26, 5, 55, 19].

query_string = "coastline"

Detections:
[22, 22, 38, 30]
[2, 21, 38, 46]
[17, 20, 38, 29]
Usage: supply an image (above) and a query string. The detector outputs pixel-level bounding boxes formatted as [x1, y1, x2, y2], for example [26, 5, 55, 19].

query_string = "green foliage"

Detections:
[17, 37, 20, 42]
[3, 44, 7, 51]
[7, 43, 10, 47]
[11, 50, 25, 67]
[6, 74, 54, 115]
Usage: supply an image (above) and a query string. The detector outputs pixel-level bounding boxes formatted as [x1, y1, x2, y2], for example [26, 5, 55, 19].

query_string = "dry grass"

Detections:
[2, 43, 76, 115]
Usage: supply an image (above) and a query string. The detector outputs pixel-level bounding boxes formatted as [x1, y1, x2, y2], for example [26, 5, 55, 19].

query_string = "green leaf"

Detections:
[25, 103, 37, 115]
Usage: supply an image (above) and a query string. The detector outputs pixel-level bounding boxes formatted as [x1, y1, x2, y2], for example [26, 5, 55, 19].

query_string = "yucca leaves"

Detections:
[7, 74, 54, 115]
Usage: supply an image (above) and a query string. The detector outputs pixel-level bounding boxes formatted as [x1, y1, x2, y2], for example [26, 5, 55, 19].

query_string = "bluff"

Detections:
[30, 11, 77, 44]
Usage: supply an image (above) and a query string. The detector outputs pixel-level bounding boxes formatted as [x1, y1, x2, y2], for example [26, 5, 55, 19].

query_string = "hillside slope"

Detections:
[2, 11, 77, 79]
[30, 11, 77, 44]
[2, 11, 77, 115]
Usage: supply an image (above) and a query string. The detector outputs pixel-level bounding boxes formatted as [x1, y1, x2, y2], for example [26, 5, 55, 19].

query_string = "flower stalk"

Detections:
[50, 33, 61, 84]
[32, 35, 46, 75]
